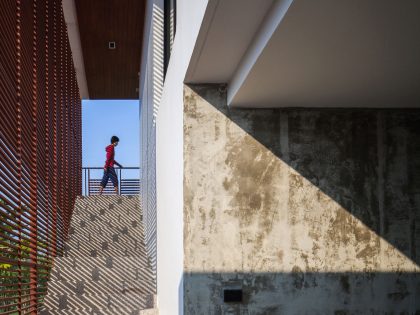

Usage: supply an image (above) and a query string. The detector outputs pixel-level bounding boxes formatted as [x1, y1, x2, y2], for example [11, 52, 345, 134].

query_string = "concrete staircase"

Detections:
[40, 195, 158, 315]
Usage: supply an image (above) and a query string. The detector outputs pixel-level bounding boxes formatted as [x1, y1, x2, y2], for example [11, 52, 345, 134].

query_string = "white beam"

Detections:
[62, 0, 89, 99]
[227, 0, 293, 106]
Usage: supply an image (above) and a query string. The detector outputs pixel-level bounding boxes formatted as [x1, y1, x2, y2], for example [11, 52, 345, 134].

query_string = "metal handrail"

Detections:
[82, 167, 140, 196]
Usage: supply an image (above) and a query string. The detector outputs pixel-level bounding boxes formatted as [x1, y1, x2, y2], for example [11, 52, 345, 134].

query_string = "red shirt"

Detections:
[104, 144, 118, 168]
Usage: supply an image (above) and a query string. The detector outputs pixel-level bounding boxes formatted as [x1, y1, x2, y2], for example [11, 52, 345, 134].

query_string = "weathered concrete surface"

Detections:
[183, 84, 420, 314]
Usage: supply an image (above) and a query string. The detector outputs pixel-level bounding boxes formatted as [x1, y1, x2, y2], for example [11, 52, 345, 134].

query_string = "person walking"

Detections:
[99, 136, 123, 195]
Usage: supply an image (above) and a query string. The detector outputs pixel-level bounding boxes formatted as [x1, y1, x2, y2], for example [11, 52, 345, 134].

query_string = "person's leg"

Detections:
[99, 168, 109, 195]
[109, 167, 119, 195]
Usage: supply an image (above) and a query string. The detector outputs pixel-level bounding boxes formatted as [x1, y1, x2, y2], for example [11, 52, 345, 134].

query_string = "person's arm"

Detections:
[115, 161, 123, 168]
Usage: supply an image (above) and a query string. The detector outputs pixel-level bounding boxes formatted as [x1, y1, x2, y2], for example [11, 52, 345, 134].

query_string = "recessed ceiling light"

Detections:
[108, 41, 116, 50]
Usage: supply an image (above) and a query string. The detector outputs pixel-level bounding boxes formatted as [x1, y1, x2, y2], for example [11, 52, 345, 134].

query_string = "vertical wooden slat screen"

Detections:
[0, 0, 82, 313]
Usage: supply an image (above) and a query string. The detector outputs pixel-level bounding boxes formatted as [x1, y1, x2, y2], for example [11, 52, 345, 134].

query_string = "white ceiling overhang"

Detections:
[186, 0, 420, 108]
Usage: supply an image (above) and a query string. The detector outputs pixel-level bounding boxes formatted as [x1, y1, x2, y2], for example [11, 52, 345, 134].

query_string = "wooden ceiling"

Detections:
[75, 0, 145, 99]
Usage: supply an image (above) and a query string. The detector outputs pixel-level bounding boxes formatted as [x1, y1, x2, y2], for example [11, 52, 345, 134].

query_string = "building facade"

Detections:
[140, 0, 420, 314]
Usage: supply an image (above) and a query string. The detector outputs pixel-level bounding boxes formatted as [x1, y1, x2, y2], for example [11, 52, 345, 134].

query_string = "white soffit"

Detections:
[186, 0, 420, 108]
[62, 0, 89, 99]
[230, 0, 420, 108]
[185, 0, 276, 83]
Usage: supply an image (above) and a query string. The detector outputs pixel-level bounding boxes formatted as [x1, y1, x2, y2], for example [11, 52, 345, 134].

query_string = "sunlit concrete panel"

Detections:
[183, 84, 420, 313]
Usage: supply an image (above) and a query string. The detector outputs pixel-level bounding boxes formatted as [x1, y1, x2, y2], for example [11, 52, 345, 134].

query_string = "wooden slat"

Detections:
[74, 0, 146, 99]
[0, 0, 82, 313]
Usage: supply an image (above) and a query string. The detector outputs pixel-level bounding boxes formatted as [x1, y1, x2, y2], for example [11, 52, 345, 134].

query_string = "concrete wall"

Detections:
[183, 84, 420, 314]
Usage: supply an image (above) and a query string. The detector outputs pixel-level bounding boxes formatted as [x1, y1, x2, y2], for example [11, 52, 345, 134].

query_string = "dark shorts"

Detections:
[101, 167, 118, 188]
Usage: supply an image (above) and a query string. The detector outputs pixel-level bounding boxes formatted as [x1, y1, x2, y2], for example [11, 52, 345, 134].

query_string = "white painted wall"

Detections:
[140, 0, 209, 313]
[156, 1, 209, 313]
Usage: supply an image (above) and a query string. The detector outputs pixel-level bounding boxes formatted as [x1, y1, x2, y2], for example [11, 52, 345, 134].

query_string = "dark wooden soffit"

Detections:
[75, 0, 145, 99]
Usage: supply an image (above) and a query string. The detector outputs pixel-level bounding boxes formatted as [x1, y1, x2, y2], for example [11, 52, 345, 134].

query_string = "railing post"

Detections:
[88, 168, 90, 196]
[83, 168, 87, 196]
[119, 168, 122, 195]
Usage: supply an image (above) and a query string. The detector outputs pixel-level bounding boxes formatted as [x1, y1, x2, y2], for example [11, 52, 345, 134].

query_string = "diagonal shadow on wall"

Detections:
[187, 84, 420, 268]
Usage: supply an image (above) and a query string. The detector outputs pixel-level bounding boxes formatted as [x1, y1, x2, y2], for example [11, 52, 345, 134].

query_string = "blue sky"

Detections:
[82, 100, 140, 179]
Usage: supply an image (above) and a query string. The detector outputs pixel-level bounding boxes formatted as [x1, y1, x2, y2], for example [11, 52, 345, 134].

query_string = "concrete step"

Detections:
[68, 227, 145, 244]
[40, 307, 150, 315]
[40, 308, 129, 315]
[69, 222, 143, 238]
[52, 257, 154, 275]
[54, 257, 151, 270]
[64, 246, 146, 257]
[41, 292, 154, 314]
[50, 266, 155, 284]
[63, 246, 147, 258]
[75, 195, 139, 203]
[63, 245, 147, 260]
[70, 216, 144, 233]
[71, 212, 143, 227]
[67, 233, 145, 251]
[45, 278, 154, 296]
[139, 309, 159, 315]
[72, 201, 142, 220]
[74, 196, 140, 213]
[68, 227, 145, 245]
[139, 295, 158, 315]
[72, 205, 141, 224]
[68, 226, 145, 240]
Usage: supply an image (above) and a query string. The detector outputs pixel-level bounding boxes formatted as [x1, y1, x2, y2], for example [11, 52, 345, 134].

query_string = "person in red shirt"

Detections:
[99, 136, 123, 195]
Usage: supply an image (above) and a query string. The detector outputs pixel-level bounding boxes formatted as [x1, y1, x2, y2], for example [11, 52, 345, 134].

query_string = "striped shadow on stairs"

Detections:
[40, 196, 158, 315]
